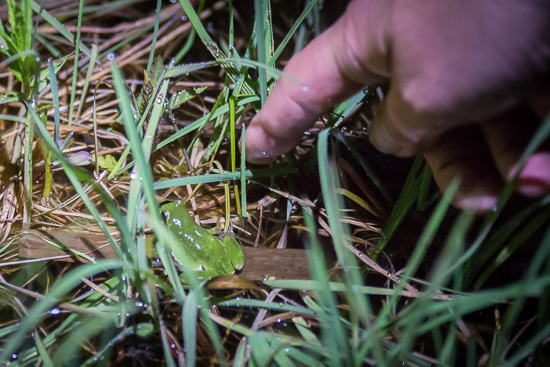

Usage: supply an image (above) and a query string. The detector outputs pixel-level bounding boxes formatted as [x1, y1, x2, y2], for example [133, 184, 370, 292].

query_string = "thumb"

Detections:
[245, 0, 393, 164]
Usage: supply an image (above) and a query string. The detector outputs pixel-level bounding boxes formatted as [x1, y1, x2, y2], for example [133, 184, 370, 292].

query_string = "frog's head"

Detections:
[159, 200, 172, 224]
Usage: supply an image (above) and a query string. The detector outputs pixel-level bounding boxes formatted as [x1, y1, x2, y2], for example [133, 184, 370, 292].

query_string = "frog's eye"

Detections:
[161, 210, 169, 223]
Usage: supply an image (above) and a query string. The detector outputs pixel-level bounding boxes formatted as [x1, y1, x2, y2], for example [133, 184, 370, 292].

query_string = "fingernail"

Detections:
[456, 194, 498, 213]
[508, 154, 550, 197]
[516, 177, 550, 197]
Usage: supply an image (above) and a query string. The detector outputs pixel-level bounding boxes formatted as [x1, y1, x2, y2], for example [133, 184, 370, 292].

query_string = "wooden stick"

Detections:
[18, 230, 311, 281]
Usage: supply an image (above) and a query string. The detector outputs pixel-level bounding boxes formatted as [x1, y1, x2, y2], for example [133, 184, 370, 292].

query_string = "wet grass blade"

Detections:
[303, 206, 352, 366]
[111, 61, 225, 363]
[254, 0, 268, 105]
[35, 334, 54, 367]
[30, 0, 93, 59]
[183, 290, 199, 367]
[67, 0, 84, 126]
[0, 259, 125, 362]
[156, 95, 259, 149]
[240, 122, 247, 217]
[28, 98, 134, 264]
[146, 0, 162, 72]
[317, 127, 375, 364]
[377, 156, 427, 251]
[47, 60, 60, 145]
[75, 43, 98, 123]
[270, 0, 318, 65]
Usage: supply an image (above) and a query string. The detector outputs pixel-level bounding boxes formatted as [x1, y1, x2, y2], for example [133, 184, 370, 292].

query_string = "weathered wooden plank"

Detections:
[18, 230, 311, 281]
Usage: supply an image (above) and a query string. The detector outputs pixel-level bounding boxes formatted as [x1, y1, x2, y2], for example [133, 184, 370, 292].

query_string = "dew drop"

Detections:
[107, 52, 115, 61]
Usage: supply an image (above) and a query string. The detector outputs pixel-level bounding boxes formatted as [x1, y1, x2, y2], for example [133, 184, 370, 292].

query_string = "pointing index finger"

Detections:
[244, 0, 392, 164]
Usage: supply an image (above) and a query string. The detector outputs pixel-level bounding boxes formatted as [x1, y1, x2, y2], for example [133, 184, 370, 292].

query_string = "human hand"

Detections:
[244, 0, 550, 212]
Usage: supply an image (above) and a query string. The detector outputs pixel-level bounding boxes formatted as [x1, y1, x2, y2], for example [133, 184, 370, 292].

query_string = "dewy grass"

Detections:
[0, 0, 549, 365]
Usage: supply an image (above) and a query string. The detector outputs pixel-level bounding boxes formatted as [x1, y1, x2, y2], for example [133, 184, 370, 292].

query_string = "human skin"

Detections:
[244, 0, 550, 212]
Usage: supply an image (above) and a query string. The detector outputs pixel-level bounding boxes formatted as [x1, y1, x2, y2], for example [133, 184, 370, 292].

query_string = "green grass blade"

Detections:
[30, 0, 93, 59]
[317, 127, 369, 364]
[183, 290, 198, 367]
[111, 61, 225, 362]
[47, 60, 60, 145]
[318, 128, 370, 318]
[501, 323, 550, 367]
[28, 104, 134, 262]
[34, 32, 60, 57]
[0, 259, 125, 362]
[378, 179, 459, 323]
[474, 205, 550, 288]
[146, 0, 162, 72]
[216, 298, 318, 318]
[125, 77, 169, 235]
[156, 95, 259, 149]
[254, 0, 267, 105]
[331, 128, 393, 207]
[377, 156, 426, 251]
[67, 0, 84, 126]
[34, 333, 54, 367]
[270, 0, 318, 66]
[173, 0, 204, 64]
[75, 43, 98, 123]
[153, 164, 295, 190]
[303, 206, 351, 366]
[240, 122, 247, 217]
[159, 323, 178, 367]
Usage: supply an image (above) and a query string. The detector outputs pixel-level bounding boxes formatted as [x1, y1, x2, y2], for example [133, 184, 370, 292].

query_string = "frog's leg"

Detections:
[224, 236, 244, 271]
[179, 270, 220, 284]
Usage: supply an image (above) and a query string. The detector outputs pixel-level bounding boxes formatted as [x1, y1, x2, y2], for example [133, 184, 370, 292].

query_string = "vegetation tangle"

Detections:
[0, 0, 549, 366]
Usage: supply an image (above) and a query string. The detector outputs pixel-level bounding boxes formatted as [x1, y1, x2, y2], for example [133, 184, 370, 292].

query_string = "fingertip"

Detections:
[367, 86, 436, 158]
[368, 115, 400, 155]
[243, 122, 278, 165]
[454, 192, 498, 213]
[424, 126, 503, 213]
[510, 152, 550, 197]
[244, 150, 277, 165]
[243, 117, 303, 165]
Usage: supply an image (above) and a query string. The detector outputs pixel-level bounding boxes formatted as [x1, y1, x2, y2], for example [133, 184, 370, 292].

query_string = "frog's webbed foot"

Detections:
[224, 236, 244, 271]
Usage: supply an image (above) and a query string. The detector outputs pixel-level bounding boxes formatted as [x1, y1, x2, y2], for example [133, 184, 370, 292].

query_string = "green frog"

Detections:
[160, 200, 244, 282]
